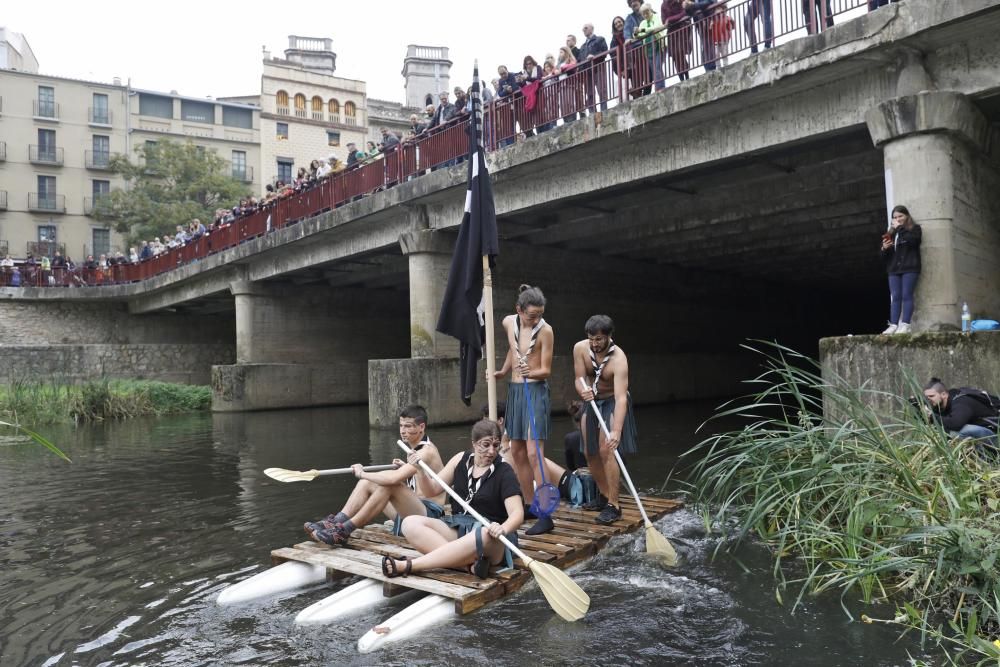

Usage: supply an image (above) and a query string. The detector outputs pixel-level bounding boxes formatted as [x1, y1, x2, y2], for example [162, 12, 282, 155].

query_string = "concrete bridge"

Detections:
[3, 0, 999, 425]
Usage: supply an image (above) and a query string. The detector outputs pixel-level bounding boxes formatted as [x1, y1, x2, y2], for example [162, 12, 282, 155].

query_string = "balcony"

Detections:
[344, 116, 357, 126]
[0, 191, 6, 210]
[88, 108, 113, 126]
[28, 241, 65, 257]
[329, 114, 340, 124]
[27, 193, 66, 213]
[84, 195, 114, 217]
[0, 141, 5, 161]
[232, 166, 254, 183]
[85, 150, 113, 170]
[33, 100, 59, 120]
[276, 106, 290, 116]
[294, 108, 307, 118]
[29, 145, 64, 166]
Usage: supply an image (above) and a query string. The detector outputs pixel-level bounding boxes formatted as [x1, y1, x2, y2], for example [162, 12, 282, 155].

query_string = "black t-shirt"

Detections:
[450, 453, 522, 523]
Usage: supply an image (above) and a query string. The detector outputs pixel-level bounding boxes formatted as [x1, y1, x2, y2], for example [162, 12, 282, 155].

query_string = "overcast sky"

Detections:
[5, 0, 627, 103]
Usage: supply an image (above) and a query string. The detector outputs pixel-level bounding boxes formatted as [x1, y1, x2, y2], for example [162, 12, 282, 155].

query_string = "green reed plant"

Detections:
[0, 378, 211, 425]
[681, 342, 1000, 661]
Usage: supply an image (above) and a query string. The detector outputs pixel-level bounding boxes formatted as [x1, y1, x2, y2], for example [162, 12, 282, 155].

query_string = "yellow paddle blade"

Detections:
[527, 560, 590, 622]
[263, 468, 320, 483]
[645, 523, 678, 566]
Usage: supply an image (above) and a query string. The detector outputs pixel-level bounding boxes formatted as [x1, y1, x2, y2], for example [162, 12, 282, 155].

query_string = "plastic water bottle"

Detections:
[962, 302, 971, 332]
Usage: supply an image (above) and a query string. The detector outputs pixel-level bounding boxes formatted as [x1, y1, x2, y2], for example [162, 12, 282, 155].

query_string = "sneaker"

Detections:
[582, 494, 608, 512]
[595, 504, 622, 525]
[895, 322, 911, 334]
[881, 323, 898, 335]
[313, 524, 350, 547]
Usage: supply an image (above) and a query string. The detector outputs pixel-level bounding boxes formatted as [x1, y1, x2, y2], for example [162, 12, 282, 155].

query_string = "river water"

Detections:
[0, 402, 924, 666]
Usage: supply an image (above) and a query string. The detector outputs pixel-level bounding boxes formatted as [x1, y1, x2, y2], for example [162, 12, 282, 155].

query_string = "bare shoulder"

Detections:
[501, 314, 516, 329]
[572, 339, 589, 354]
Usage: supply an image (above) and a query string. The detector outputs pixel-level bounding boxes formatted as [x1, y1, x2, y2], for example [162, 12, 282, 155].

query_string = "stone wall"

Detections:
[0, 343, 235, 385]
[0, 300, 236, 385]
[819, 332, 1000, 413]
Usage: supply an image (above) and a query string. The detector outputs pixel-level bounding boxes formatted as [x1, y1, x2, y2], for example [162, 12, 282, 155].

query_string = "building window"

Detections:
[92, 228, 110, 256]
[138, 93, 173, 119]
[222, 106, 253, 129]
[327, 131, 340, 147]
[38, 225, 57, 243]
[294, 94, 306, 118]
[92, 93, 109, 124]
[276, 159, 293, 184]
[232, 150, 247, 180]
[276, 122, 288, 140]
[328, 99, 340, 114]
[425, 94, 434, 107]
[276, 90, 289, 114]
[144, 140, 159, 171]
[344, 101, 357, 126]
[93, 179, 110, 198]
[38, 129, 56, 162]
[37, 86, 55, 117]
[181, 100, 214, 123]
[38, 175, 56, 205]
[92, 135, 110, 167]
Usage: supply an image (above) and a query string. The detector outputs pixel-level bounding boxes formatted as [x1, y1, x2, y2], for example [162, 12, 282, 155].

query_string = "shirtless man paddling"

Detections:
[573, 314, 638, 525]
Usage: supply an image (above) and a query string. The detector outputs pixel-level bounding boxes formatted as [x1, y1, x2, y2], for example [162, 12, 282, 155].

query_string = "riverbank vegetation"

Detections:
[0, 379, 212, 425]
[681, 343, 1000, 664]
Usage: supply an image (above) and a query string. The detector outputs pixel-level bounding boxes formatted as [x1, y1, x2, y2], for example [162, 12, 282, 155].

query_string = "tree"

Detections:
[98, 139, 249, 243]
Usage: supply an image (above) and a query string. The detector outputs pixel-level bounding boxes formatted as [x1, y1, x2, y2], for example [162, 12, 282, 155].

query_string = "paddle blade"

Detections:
[527, 560, 590, 622]
[530, 482, 560, 518]
[645, 523, 678, 566]
[263, 468, 320, 483]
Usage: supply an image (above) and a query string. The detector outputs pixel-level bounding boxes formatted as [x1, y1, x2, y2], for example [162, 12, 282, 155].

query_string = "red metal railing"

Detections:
[8, 0, 870, 289]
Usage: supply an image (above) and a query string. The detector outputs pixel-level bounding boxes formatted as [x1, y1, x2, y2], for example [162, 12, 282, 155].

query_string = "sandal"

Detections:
[381, 555, 411, 578]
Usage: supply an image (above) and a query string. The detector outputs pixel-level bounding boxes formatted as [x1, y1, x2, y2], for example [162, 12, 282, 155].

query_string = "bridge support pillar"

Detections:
[367, 229, 485, 427]
[213, 281, 408, 412]
[867, 91, 1000, 331]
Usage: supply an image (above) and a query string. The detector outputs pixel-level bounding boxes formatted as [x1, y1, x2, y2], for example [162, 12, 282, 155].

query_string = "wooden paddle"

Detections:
[396, 439, 589, 622]
[578, 378, 678, 565]
[264, 464, 399, 483]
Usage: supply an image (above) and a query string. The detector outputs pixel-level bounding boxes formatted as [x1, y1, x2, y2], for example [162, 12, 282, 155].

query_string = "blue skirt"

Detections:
[392, 499, 445, 536]
[582, 393, 638, 455]
[505, 381, 550, 440]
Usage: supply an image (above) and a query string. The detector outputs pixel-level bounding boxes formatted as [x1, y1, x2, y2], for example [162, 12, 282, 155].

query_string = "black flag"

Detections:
[436, 63, 499, 405]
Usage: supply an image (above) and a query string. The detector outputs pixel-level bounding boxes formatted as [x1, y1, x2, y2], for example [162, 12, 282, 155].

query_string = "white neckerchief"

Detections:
[405, 438, 431, 492]
[514, 316, 545, 365]
[591, 339, 617, 391]
[463, 452, 495, 510]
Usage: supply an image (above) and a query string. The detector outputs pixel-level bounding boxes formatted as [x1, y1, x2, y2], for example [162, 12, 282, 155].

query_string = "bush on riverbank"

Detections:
[0, 378, 211, 425]
[682, 343, 1000, 664]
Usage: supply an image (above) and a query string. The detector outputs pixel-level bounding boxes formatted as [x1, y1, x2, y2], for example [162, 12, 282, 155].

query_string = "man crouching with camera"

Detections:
[921, 377, 999, 456]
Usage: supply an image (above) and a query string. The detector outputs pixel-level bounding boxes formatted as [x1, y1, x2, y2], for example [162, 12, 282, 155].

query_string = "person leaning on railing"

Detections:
[634, 3, 665, 91]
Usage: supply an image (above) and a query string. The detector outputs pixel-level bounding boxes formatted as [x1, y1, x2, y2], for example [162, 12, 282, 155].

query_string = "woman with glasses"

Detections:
[382, 419, 523, 580]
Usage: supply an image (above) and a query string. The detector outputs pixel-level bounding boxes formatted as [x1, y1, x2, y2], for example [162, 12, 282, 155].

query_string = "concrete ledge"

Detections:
[212, 361, 369, 412]
[819, 332, 1000, 411]
[865, 91, 990, 149]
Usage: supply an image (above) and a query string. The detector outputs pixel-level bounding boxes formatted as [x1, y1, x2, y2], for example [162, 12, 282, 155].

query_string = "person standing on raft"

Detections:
[573, 314, 638, 525]
[494, 285, 555, 535]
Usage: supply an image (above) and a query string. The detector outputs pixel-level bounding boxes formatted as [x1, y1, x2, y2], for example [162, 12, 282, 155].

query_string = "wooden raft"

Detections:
[271, 494, 682, 615]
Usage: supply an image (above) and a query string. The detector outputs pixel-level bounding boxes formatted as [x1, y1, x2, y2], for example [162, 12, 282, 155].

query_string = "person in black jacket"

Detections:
[923, 377, 999, 450]
[880, 204, 921, 334]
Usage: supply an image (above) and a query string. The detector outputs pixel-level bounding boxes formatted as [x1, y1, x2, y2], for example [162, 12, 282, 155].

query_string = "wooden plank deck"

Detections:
[272, 494, 683, 615]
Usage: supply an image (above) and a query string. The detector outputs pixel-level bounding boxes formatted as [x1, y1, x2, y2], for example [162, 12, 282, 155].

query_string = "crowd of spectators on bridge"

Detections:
[0, 0, 892, 290]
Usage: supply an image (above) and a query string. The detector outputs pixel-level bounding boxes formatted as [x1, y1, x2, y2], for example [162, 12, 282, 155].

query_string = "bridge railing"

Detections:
[12, 0, 871, 289]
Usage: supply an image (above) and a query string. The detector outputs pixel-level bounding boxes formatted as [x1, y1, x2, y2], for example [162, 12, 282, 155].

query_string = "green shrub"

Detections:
[680, 342, 1000, 663]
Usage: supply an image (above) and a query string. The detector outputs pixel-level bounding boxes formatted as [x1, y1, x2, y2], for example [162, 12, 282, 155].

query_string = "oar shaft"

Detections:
[396, 440, 529, 563]
[314, 464, 398, 476]
[579, 379, 652, 525]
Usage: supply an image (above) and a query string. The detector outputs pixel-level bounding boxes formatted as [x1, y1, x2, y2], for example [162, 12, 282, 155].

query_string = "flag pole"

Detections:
[483, 255, 497, 421]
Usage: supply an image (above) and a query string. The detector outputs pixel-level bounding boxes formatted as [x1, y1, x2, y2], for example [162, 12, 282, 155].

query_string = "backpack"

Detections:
[956, 387, 1000, 429]
[567, 469, 599, 508]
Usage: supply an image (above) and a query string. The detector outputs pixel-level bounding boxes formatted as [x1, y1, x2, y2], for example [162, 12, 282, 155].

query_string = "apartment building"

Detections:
[249, 36, 369, 188]
[129, 88, 260, 197]
[0, 68, 128, 260]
